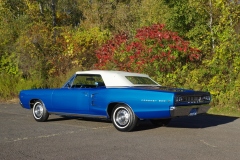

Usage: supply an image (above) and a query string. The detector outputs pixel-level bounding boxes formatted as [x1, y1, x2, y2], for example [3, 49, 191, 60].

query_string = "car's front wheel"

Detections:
[32, 101, 49, 122]
[112, 104, 138, 132]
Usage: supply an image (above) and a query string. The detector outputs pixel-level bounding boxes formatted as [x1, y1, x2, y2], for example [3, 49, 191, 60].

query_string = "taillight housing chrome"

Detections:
[175, 94, 211, 104]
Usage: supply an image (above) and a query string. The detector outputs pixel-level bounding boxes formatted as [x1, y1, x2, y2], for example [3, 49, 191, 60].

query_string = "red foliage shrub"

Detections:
[94, 24, 201, 75]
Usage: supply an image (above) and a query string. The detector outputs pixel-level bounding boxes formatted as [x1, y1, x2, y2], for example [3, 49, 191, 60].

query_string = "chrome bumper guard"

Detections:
[170, 104, 211, 117]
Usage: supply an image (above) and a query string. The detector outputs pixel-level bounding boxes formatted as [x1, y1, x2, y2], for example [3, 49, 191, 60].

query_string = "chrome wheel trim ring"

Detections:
[113, 106, 131, 129]
[33, 102, 44, 119]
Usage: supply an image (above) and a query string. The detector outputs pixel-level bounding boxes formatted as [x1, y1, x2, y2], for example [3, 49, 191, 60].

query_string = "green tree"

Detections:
[164, 0, 240, 110]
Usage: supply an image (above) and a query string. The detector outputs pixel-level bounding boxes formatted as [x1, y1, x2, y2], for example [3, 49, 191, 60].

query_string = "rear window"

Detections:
[125, 76, 158, 85]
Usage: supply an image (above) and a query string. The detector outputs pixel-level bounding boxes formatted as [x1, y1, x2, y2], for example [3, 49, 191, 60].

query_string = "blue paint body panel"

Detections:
[19, 87, 175, 119]
[19, 72, 211, 120]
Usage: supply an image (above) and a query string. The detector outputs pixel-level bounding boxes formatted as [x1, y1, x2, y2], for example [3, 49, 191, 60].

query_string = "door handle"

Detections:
[91, 93, 97, 98]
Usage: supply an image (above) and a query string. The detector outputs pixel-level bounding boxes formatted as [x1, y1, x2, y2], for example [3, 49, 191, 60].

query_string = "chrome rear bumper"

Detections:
[170, 104, 211, 117]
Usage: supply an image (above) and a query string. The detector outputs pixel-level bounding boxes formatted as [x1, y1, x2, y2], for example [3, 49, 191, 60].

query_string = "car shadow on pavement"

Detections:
[166, 114, 238, 129]
[47, 115, 112, 123]
[135, 114, 239, 131]
[46, 114, 238, 131]
[47, 116, 75, 122]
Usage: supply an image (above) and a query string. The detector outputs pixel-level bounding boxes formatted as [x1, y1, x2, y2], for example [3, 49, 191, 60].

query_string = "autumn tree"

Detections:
[94, 24, 202, 86]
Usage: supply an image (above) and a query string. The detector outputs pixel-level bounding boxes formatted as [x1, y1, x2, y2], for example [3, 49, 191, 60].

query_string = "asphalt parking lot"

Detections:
[0, 103, 240, 160]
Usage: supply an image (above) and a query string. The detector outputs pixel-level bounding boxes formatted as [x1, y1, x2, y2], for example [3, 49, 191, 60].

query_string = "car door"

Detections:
[51, 88, 90, 114]
[51, 74, 105, 114]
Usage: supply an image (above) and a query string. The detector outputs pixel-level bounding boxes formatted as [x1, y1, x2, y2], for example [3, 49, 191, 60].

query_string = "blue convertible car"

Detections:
[19, 70, 211, 132]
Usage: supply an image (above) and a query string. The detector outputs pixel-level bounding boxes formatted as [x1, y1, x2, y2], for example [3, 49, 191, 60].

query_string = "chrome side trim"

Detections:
[48, 112, 108, 119]
[170, 104, 211, 117]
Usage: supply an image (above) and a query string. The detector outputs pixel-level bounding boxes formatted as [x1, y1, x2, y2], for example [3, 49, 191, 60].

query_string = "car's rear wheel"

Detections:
[32, 101, 49, 122]
[112, 104, 138, 132]
[150, 118, 171, 127]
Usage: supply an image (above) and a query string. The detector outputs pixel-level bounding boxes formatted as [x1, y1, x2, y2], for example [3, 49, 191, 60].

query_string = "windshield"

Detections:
[125, 76, 159, 85]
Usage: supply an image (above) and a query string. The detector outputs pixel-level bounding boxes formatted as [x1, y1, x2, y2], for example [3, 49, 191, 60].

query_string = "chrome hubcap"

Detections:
[115, 109, 130, 126]
[34, 104, 43, 118]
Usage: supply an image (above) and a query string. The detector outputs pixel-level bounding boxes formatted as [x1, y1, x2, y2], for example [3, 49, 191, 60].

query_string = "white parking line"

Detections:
[200, 139, 217, 148]
[5, 126, 112, 143]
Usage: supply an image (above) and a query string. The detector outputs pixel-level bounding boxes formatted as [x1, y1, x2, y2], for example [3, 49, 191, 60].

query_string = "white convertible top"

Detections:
[75, 70, 160, 87]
